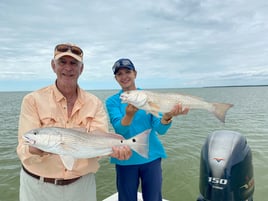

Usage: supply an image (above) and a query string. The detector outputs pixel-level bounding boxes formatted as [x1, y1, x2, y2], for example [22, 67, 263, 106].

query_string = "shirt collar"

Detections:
[52, 83, 83, 104]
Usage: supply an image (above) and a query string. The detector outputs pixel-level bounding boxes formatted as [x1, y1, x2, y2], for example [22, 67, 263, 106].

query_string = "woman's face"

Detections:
[115, 68, 137, 91]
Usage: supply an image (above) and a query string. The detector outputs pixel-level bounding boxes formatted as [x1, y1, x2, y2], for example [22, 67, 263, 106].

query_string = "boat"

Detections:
[103, 192, 169, 201]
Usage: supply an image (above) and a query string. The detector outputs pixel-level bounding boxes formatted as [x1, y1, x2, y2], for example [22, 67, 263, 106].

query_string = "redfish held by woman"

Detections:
[120, 90, 233, 123]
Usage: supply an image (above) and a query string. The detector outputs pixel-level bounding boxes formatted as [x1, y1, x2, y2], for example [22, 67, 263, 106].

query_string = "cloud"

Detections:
[0, 0, 268, 91]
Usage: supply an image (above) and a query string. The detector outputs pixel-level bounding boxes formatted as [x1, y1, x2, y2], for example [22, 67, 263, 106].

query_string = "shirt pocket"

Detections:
[77, 116, 93, 132]
[38, 101, 64, 127]
[39, 110, 62, 127]
[40, 117, 59, 127]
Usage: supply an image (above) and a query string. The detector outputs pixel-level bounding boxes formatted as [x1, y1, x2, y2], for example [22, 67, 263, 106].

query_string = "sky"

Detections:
[1, 0, 268, 91]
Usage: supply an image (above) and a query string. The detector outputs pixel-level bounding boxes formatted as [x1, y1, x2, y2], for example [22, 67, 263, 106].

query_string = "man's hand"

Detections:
[110, 146, 132, 160]
[29, 146, 49, 157]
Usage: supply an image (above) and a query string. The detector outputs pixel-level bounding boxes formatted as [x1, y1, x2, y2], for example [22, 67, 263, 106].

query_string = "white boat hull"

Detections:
[103, 192, 169, 201]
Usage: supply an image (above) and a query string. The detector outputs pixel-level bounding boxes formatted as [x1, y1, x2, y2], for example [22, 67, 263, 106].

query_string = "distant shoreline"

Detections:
[0, 84, 267, 93]
[203, 84, 268, 88]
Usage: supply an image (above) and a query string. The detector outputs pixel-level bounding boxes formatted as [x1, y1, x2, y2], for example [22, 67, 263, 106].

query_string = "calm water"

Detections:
[0, 87, 267, 201]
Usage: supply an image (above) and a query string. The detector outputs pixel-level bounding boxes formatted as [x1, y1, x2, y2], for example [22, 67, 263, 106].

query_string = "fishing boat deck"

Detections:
[103, 192, 169, 201]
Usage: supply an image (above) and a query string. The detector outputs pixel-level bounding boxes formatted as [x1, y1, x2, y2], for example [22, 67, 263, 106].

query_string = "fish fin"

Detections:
[148, 101, 160, 110]
[147, 101, 161, 117]
[127, 129, 151, 158]
[212, 103, 234, 123]
[60, 155, 76, 171]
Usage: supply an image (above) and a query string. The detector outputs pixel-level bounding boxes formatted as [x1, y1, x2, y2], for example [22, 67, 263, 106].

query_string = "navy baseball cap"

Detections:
[112, 58, 135, 74]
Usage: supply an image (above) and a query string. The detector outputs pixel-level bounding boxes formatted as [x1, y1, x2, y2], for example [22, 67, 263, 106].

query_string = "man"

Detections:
[17, 43, 131, 201]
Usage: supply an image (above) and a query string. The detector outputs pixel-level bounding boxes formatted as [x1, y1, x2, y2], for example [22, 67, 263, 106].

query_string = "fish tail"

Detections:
[212, 103, 234, 123]
[128, 129, 151, 158]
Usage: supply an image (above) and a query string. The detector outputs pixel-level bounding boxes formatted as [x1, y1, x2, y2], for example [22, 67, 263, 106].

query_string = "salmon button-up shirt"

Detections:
[17, 84, 108, 179]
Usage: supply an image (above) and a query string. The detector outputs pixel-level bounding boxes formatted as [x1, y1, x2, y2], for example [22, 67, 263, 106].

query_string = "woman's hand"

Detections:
[121, 104, 138, 126]
[161, 103, 189, 124]
[125, 104, 138, 116]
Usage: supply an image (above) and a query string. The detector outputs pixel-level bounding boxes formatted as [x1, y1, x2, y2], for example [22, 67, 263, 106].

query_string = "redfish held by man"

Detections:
[120, 90, 233, 123]
[23, 127, 150, 170]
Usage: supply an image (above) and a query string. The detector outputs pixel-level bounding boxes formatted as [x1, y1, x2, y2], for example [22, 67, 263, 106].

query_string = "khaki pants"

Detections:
[19, 168, 96, 201]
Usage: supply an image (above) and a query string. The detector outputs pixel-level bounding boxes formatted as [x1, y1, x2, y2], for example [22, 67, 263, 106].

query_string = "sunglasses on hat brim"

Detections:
[55, 44, 83, 57]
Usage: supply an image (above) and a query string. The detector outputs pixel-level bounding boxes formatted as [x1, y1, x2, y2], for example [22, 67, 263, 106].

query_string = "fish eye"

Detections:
[33, 131, 38, 135]
[120, 140, 123, 143]
[132, 139, 136, 143]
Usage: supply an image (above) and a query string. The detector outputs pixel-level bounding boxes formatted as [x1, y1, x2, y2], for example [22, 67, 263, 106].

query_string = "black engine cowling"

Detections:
[197, 130, 254, 201]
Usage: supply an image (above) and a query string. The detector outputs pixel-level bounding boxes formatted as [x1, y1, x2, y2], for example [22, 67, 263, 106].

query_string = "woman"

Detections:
[105, 58, 189, 201]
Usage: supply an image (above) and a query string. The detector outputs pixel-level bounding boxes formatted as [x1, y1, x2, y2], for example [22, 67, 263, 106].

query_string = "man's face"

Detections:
[52, 56, 83, 85]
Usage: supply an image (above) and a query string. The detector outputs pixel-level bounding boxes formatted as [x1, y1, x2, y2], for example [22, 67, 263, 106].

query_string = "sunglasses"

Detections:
[55, 44, 83, 56]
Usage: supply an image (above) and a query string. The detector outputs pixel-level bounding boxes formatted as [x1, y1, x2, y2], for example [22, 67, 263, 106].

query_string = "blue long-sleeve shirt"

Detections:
[105, 89, 172, 165]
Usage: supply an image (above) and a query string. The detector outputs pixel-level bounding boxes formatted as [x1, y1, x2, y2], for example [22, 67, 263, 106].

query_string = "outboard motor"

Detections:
[197, 130, 254, 201]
